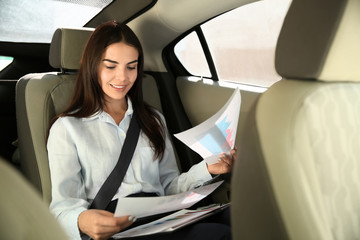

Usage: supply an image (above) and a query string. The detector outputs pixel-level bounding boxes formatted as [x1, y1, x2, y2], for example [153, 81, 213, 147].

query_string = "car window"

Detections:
[174, 0, 291, 87]
[0, 0, 113, 43]
[0, 56, 14, 72]
[174, 31, 211, 78]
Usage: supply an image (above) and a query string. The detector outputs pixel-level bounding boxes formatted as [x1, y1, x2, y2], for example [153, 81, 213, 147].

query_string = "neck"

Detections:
[104, 98, 128, 125]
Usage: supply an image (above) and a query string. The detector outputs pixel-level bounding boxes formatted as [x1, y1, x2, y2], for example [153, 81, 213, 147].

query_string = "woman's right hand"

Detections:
[78, 209, 136, 240]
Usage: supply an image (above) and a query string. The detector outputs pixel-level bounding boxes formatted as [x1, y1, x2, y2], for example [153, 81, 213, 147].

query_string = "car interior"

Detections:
[1, 0, 359, 239]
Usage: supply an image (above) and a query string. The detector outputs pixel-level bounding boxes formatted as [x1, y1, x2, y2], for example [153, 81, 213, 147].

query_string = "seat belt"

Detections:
[89, 111, 141, 210]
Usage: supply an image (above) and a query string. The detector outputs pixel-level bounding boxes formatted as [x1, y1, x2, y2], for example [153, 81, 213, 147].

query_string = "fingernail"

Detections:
[128, 216, 136, 222]
[218, 158, 222, 162]
[222, 154, 226, 157]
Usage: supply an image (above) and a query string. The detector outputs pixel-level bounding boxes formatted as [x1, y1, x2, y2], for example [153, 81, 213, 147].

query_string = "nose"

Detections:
[115, 67, 126, 81]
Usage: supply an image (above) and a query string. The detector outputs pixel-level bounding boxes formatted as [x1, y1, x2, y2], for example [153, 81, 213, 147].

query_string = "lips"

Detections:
[110, 83, 126, 90]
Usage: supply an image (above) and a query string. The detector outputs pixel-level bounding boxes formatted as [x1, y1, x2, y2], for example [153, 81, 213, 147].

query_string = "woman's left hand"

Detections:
[207, 147, 237, 175]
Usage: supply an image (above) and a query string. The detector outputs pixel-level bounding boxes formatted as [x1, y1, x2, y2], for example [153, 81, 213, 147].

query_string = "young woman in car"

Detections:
[47, 20, 235, 240]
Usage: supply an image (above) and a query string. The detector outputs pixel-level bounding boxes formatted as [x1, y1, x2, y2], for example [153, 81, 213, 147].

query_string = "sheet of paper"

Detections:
[114, 181, 223, 218]
[174, 88, 241, 164]
[113, 205, 226, 239]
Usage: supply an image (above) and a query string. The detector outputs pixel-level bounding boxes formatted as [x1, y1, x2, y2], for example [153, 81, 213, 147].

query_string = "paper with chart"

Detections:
[174, 88, 241, 165]
[114, 180, 223, 218]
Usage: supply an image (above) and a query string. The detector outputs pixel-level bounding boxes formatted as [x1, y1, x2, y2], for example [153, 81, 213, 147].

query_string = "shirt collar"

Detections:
[83, 97, 134, 122]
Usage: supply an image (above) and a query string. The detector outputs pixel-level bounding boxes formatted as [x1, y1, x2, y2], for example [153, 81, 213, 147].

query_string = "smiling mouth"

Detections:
[110, 84, 125, 89]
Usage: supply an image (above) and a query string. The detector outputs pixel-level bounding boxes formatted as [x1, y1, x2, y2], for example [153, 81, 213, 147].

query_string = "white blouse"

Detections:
[47, 99, 212, 240]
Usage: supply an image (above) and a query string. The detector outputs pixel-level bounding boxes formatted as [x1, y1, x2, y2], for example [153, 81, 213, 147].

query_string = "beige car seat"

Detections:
[16, 27, 162, 204]
[0, 158, 69, 239]
[16, 28, 93, 204]
[231, 0, 360, 239]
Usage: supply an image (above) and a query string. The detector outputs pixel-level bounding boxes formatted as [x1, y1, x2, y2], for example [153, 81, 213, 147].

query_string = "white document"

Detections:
[174, 88, 241, 165]
[114, 180, 223, 218]
[113, 203, 230, 239]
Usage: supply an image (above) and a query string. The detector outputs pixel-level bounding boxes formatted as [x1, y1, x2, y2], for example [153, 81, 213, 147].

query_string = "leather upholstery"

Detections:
[231, 0, 360, 239]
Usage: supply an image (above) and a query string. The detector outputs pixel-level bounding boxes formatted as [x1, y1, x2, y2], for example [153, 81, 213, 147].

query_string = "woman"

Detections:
[47, 21, 235, 240]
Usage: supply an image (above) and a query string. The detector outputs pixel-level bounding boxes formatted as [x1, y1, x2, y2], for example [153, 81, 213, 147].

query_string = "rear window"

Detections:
[0, 56, 14, 71]
[0, 0, 112, 43]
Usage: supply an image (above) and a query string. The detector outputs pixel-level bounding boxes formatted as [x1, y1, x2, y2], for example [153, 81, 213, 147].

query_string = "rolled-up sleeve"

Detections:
[47, 118, 88, 240]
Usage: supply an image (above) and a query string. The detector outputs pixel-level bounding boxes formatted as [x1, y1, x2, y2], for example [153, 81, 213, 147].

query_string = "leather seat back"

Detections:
[231, 0, 360, 239]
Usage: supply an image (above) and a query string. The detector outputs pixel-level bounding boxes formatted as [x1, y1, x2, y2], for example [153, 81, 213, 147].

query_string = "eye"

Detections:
[105, 65, 115, 69]
[127, 65, 137, 70]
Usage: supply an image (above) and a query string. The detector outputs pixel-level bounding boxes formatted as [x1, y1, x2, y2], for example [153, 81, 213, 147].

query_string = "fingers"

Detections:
[97, 212, 135, 228]
[97, 215, 136, 232]
[230, 147, 237, 160]
[93, 216, 136, 240]
[218, 153, 232, 166]
[218, 147, 237, 165]
[93, 216, 135, 240]
[78, 209, 136, 240]
[207, 147, 237, 175]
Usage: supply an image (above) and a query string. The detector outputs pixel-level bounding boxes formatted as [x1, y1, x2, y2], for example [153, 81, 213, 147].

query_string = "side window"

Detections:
[174, 31, 211, 78]
[0, 56, 14, 72]
[174, 0, 291, 87]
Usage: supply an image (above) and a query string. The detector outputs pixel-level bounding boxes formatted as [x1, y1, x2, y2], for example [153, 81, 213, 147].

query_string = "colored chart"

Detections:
[174, 88, 241, 164]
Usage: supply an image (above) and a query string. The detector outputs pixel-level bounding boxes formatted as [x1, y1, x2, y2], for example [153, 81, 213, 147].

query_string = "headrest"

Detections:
[275, 0, 360, 82]
[49, 28, 94, 70]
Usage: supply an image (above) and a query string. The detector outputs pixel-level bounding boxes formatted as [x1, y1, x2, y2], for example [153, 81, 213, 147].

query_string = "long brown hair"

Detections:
[53, 21, 165, 160]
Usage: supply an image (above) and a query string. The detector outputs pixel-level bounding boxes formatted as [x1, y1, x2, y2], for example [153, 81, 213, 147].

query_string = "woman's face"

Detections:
[98, 41, 139, 105]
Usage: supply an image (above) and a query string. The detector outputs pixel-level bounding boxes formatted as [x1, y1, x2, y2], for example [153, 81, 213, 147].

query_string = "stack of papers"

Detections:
[114, 181, 224, 218]
[113, 203, 230, 238]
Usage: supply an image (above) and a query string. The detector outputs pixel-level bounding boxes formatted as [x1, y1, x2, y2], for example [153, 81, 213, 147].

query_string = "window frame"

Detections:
[195, 27, 219, 81]
[163, 10, 233, 82]
[163, 23, 221, 81]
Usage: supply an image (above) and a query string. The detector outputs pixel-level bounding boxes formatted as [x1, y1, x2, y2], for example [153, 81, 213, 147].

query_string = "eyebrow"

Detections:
[103, 59, 138, 65]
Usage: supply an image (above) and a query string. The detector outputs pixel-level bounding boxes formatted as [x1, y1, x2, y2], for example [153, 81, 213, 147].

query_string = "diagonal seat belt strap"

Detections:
[89, 111, 140, 210]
